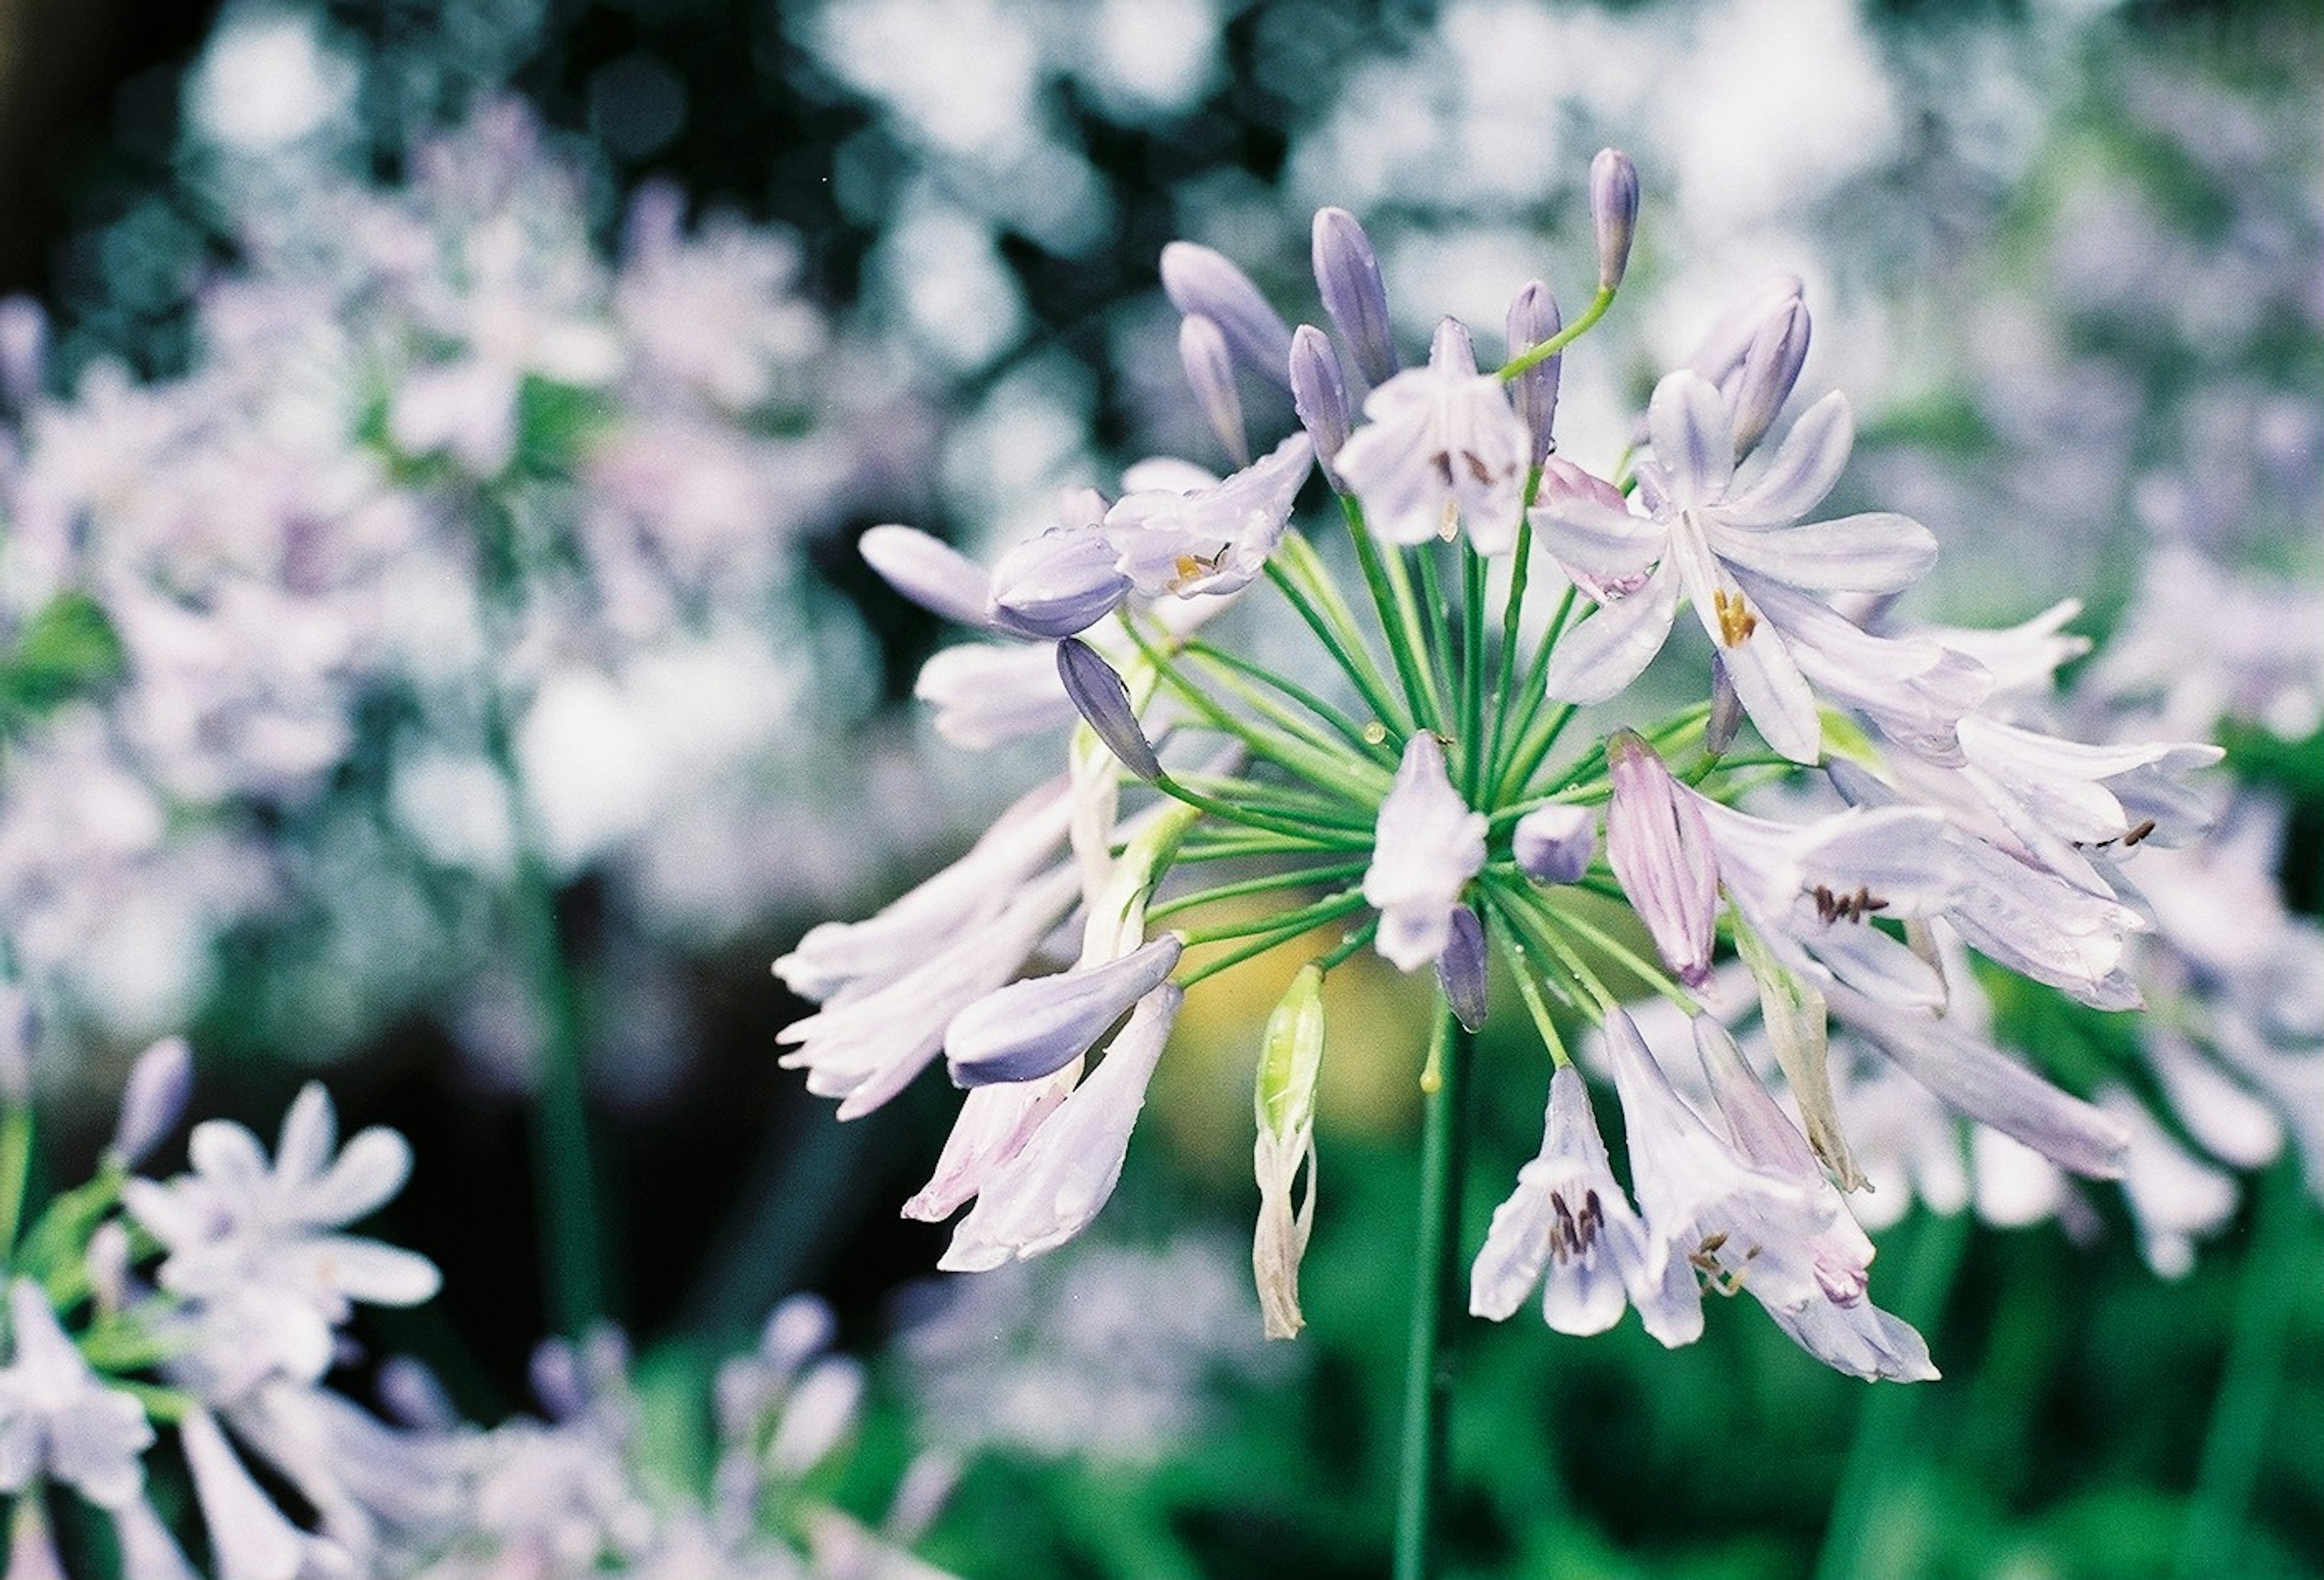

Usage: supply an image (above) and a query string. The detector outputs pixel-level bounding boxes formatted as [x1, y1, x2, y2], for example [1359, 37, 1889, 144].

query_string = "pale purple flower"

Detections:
[939, 985, 1183, 1270]
[987, 522, 1132, 640]
[122, 1084, 441, 1395]
[0, 1280, 154, 1507]
[2099, 1086, 2239, 1280]
[1178, 314, 1247, 467]
[1604, 732, 1719, 987]
[1588, 148, 1640, 291]
[1105, 432, 1313, 599]
[1362, 733, 1486, 972]
[1505, 279, 1561, 467]
[1952, 713, 2223, 896]
[1537, 372, 1939, 762]
[1602, 1008, 1837, 1347]
[1510, 802, 1594, 886]
[1158, 242, 1292, 388]
[182, 1407, 343, 1580]
[1333, 320, 1532, 554]
[109, 1036, 194, 1168]
[1469, 1067, 1653, 1336]
[1311, 207, 1397, 387]
[776, 864, 1082, 1120]
[1288, 326, 1352, 482]
[1693, 795, 1961, 1008]
[946, 934, 1184, 1086]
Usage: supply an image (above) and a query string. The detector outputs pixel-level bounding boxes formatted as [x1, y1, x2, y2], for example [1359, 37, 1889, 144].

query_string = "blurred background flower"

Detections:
[0, 0, 2311, 1575]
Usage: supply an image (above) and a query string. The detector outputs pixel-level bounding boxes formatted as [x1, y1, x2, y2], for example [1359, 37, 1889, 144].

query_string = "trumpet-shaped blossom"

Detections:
[1537, 372, 1939, 762]
[945, 934, 1184, 1087]
[1604, 732, 1719, 987]
[1364, 733, 1486, 972]
[1470, 1068, 1655, 1336]
[1105, 433, 1313, 599]
[939, 986, 1183, 1270]
[1333, 321, 1532, 553]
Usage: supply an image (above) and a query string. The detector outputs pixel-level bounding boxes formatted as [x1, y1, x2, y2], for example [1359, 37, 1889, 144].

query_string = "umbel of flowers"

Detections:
[780, 150, 2222, 1389]
[0, 1020, 954, 1579]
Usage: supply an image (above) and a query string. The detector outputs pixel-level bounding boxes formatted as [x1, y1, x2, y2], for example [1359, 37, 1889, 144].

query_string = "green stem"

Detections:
[1497, 285, 1615, 382]
[1341, 498, 1442, 732]
[512, 845, 607, 1336]
[0, 1099, 30, 1265]
[1394, 1008, 1472, 1580]
[1812, 1208, 1970, 1580]
[1483, 501, 1537, 791]
[1488, 583, 1576, 802]
[1154, 772, 1370, 848]
[1175, 894, 1374, 988]
[1458, 546, 1487, 795]
[1184, 640, 1398, 771]
[1267, 551, 1409, 737]
[1177, 888, 1368, 951]
[2174, 1161, 2304, 1579]
[1145, 859, 1375, 922]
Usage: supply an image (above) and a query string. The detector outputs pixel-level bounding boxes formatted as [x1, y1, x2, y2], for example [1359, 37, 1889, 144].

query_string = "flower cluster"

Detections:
[0, 97, 922, 1065]
[0, 1031, 953, 1578]
[784, 149, 2246, 1382]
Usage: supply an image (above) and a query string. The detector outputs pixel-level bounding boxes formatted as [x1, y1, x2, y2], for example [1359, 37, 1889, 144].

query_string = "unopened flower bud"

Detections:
[1311, 206, 1397, 387]
[1056, 637, 1163, 781]
[1505, 279, 1562, 467]
[988, 526, 1131, 640]
[1434, 905, 1489, 1032]
[1512, 802, 1595, 885]
[1178, 313, 1249, 468]
[1604, 730, 1718, 988]
[1685, 274, 1804, 388]
[1160, 241, 1293, 388]
[1728, 295, 1811, 456]
[767, 1355, 865, 1476]
[108, 1035, 192, 1167]
[1589, 148, 1640, 291]
[1288, 325, 1350, 481]
[0, 297, 46, 409]
[946, 934, 1184, 1087]
[1253, 964, 1325, 1339]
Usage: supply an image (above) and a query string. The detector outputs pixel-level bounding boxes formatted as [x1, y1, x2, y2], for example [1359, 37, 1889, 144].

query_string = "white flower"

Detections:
[0, 1280, 154, 1507]
[1536, 372, 1940, 762]
[1333, 321, 1532, 553]
[123, 1084, 441, 1396]
[1469, 1067, 1654, 1337]
[1362, 733, 1486, 972]
[1105, 432, 1313, 598]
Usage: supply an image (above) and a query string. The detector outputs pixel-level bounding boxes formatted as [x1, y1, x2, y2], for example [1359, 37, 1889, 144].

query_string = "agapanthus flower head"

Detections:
[787, 162, 2239, 1391]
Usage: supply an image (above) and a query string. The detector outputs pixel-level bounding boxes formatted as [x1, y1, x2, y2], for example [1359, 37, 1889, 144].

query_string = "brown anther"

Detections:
[2122, 818, 2158, 847]
[1712, 588, 1759, 647]
[1463, 450, 1494, 486]
[1428, 450, 1455, 487]
[1811, 883, 1888, 924]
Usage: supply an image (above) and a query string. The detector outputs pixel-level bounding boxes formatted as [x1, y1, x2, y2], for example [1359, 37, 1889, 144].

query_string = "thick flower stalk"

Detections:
[785, 148, 2234, 1573]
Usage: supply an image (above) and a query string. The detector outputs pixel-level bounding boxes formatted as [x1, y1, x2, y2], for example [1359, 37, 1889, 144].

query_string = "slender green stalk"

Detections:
[1339, 498, 1442, 732]
[1183, 640, 1398, 770]
[1155, 772, 1371, 847]
[1394, 1009, 1472, 1580]
[1175, 893, 1374, 987]
[1812, 1208, 1970, 1580]
[1488, 583, 1576, 802]
[1413, 543, 1459, 731]
[1271, 536, 1410, 734]
[1121, 618, 1375, 796]
[1166, 773, 1377, 833]
[1458, 546, 1488, 795]
[1177, 888, 1368, 949]
[2175, 1161, 2304, 1579]
[0, 1099, 31, 1265]
[1483, 504, 1537, 788]
[1144, 859, 1374, 922]
[511, 843, 607, 1335]
[1497, 285, 1615, 382]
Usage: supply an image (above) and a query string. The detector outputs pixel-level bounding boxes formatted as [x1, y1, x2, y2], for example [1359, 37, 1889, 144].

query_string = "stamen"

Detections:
[1712, 588, 1758, 647]
[2121, 818, 2158, 847]
[1462, 450, 1494, 486]
[1811, 883, 1888, 924]
[1428, 450, 1455, 487]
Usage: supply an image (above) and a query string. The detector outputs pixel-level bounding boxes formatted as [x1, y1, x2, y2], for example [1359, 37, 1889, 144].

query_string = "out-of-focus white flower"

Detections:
[1364, 732, 1486, 972]
[0, 1280, 154, 1507]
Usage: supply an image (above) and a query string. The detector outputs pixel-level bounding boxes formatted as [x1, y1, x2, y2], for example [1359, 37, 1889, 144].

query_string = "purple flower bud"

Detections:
[947, 934, 1184, 1087]
[1056, 637, 1163, 781]
[1505, 279, 1563, 467]
[109, 1036, 192, 1167]
[989, 525, 1131, 640]
[1589, 149, 1640, 291]
[1288, 325, 1351, 480]
[1160, 241, 1293, 389]
[1511, 802, 1595, 885]
[1178, 313, 1250, 468]
[1684, 274, 1804, 388]
[1434, 905, 1489, 1032]
[1311, 206, 1398, 387]
[1604, 731, 1719, 988]
[1705, 655, 1744, 756]
[1728, 295, 1811, 456]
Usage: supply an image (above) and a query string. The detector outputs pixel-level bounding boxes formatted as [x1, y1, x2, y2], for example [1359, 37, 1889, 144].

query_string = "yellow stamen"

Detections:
[1713, 588, 1758, 647]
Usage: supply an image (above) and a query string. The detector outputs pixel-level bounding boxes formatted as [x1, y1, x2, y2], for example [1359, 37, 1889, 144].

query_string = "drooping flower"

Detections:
[0, 1280, 155, 1507]
[1470, 1067, 1655, 1336]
